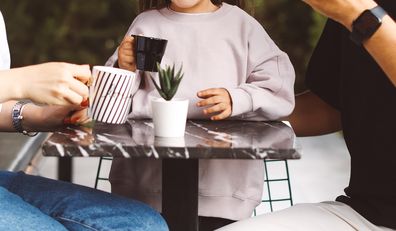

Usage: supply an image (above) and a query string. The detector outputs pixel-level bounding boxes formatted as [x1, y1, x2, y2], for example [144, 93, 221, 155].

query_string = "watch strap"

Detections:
[350, 5, 387, 45]
[371, 5, 387, 19]
[11, 101, 38, 137]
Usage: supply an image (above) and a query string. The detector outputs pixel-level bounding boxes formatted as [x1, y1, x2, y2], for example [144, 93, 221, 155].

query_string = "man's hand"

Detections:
[118, 36, 136, 72]
[302, 0, 377, 29]
[196, 88, 232, 121]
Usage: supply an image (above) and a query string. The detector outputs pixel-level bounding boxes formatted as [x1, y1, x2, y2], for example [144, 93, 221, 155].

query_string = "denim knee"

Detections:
[0, 187, 67, 231]
[6, 172, 168, 231]
[53, 192, 169, 231]
[0, 171, 18, 189]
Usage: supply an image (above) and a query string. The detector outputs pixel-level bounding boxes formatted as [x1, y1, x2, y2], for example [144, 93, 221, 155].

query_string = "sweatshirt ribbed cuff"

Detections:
[227, 88, 252, 117]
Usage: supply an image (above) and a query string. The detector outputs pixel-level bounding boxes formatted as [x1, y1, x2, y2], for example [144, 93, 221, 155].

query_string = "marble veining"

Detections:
[78, 146, 89, 157]
[189, 121, 238, 145]
[42, 119, 301, 160]
[96, 134, 130, 158]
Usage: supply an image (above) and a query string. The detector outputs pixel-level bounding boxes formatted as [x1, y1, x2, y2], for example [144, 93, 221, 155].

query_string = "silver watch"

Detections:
[11, 101, 38, 137]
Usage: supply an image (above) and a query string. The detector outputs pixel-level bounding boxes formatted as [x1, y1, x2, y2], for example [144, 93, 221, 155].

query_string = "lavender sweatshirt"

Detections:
[106, 3, 295, 220]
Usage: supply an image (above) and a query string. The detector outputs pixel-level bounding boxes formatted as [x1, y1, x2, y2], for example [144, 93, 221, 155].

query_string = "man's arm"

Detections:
[303, 0, 396, 87]
[364, 15, 396, 86]
[286, 91, 342, 137]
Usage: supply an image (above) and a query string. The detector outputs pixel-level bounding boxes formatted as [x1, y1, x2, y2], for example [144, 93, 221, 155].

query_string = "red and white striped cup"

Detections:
[89, 66, 139, 124]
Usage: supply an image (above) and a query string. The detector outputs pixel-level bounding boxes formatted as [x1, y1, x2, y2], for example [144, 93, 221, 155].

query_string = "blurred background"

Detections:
[0, 0, 326, 92]
[0, 0, 350, 214]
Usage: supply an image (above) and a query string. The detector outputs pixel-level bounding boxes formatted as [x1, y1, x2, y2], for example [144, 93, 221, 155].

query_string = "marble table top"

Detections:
[42, 119, 301, 160]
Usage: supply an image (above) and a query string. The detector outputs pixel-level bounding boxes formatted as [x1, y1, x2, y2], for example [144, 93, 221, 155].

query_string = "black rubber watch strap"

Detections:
[350, 5, 387, 45]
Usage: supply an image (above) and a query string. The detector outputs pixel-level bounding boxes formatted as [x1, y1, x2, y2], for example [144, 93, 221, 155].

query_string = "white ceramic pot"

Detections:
[154, 136, 186, 147]
[151, 98, 189, 137]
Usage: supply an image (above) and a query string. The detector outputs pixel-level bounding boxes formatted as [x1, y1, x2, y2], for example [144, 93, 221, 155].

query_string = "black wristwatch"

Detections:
[350, 5, 387, 45]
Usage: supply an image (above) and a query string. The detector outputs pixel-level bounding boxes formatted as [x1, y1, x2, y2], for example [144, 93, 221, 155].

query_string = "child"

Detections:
[106, 0, 295, 229]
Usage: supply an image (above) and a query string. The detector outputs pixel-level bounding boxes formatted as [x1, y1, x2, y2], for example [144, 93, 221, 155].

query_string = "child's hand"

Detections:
[117, 36, 136, 71]
[196, 88, 232, 121]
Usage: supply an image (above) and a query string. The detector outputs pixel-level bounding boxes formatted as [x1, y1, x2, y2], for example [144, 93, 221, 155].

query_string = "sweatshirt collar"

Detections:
[159, 3, 233, 22]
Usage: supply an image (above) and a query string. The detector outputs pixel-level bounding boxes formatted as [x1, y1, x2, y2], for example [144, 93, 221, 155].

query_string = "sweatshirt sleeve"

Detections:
[227, 20, 295, 121]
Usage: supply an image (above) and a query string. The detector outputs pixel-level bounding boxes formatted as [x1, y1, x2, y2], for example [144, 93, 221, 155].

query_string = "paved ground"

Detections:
[0, 133, 31, 170]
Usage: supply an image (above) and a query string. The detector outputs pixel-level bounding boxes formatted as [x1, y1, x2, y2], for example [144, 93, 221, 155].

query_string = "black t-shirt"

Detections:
[305, 1, 396, 229]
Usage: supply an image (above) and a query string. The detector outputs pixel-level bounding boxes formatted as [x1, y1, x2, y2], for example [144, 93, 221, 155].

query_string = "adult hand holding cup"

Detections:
[9, 62, 90, 106]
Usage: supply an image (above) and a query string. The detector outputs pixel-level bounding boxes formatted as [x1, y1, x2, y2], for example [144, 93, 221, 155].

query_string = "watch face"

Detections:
[354, 10, 382, 37]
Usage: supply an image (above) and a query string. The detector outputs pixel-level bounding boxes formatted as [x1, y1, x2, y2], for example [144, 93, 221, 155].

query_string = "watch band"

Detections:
[371, 5, 387, 19]
[350, 5, 387, 45]
[11, 101, 38, 137]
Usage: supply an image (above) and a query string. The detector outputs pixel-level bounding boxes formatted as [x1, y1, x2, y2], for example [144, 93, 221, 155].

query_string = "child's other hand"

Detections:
[117, 36, 136, 71]
[196, 88, 232, 121]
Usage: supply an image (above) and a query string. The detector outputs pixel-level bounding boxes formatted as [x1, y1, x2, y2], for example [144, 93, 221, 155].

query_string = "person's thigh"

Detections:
[0, 186, 67, 231]
[217, 202, 390, 231]
[6, 172, 168, 231]
[0, 170, 18, 188]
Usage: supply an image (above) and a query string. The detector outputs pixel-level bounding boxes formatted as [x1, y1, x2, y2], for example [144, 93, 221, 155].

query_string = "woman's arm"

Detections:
[303, 0, 396, 87]
[0, 101, 86, 132]
[0, 62, 91, 105]
[286, 91, 342, 137]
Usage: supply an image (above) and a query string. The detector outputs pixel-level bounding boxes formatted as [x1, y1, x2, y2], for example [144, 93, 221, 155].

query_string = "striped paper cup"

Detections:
[89, 66, 139, 124]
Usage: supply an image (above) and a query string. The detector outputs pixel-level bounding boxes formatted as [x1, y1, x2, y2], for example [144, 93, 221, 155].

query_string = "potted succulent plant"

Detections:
[150, 63, 188, 137]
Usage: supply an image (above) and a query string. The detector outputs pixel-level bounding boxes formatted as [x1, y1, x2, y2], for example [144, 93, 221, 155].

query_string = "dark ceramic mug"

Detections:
[133, 35, 168, 72]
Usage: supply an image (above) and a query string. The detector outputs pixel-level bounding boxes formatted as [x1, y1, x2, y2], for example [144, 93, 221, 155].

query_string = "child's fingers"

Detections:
[211, 108, 232, 121]
[197, 88, 224, 98]
[119, 61, 136, 72]
[120, 60, 135, 66]
[120, 37, 134, 51]
[202, 103, 227, 115]
[120, 49, 134, 57]
[119, 49, 135, 66]
[196, 96, 223, 107]
[123, 35, 134, 43]
[119, 56, 135, 66]
[120, 41, 133, 50]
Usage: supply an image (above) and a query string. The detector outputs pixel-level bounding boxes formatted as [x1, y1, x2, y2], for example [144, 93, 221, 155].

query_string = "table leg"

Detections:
[162, 159, 199, 231]
[58, 157, 72, 182]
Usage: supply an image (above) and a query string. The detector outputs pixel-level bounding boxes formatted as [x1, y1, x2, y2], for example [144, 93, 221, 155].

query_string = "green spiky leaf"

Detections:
[150, 62, 184, 101]
[150, 75, 169, 100]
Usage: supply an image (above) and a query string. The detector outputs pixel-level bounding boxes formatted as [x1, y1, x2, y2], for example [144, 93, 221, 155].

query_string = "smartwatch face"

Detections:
[354, 10, 382, 36]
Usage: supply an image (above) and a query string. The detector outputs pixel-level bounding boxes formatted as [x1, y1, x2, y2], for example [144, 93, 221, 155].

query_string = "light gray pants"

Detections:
[217, 201, 394, 231]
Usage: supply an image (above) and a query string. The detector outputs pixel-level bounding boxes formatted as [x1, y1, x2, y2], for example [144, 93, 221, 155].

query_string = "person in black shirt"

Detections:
[219, 0, 396, 230]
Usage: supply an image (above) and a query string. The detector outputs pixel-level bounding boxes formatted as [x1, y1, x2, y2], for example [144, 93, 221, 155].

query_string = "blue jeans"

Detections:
[0, 171, 168, 231]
